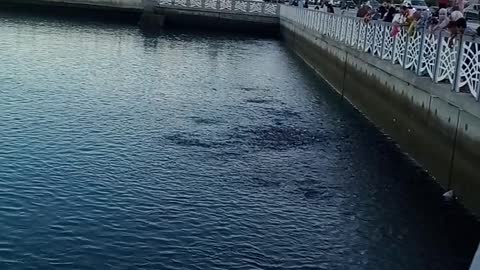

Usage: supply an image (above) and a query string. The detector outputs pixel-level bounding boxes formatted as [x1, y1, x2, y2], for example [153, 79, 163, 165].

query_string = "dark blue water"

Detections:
[0, 10, 478, 270]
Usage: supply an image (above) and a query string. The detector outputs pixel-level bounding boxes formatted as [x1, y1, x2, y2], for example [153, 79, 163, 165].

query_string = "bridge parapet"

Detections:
[280, 6, 480, 101]
[153, 0, 279, 16]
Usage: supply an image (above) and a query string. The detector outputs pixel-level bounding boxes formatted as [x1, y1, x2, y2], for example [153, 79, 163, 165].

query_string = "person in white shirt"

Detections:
[454, 0, 464, 13]
[450, 9, 464, 22]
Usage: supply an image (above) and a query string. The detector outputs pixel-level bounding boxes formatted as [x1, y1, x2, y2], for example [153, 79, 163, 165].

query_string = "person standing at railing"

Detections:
[391, 5, 408, 37]
[447, 9, 466, 47]
[438, 0, 449, 9]
[357, 4, 370, 17]
[431, 8, 449, 33]
[326, 0, 335, 13]
[448, 17, 478, 46]
[454, 0, 464, 13]
[383, 2, 397, 22]
[378, 1, 388, 18]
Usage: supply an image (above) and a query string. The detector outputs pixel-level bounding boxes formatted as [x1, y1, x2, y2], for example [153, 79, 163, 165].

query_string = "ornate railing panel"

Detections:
[189, 0, 202, 8]
[358, 21, 367, 51]
[459, 36, 480, 99]
[434, 36, 457, 86]
[382, 24, 393, 60]
[373, 23, 383, 57]
[154, 0, 279, 16]
[281, 5, 480, 100]
[279, 5, 480, 100]
[405, 31, 421, 71]
[419, 33, 437, 78]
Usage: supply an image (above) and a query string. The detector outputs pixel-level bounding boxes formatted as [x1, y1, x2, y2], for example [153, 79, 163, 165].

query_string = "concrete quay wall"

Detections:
[280, 18, 480, 217]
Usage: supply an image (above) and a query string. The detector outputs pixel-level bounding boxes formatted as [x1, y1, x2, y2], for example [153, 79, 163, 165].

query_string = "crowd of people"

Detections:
[356, 0, 479, 45]
[291, 0, 480, 46]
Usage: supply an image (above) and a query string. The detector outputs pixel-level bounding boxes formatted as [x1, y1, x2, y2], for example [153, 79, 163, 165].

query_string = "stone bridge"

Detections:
[141, 0, 279, 32]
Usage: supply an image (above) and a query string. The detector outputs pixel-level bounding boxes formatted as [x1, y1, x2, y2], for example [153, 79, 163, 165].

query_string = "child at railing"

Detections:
[391, 5, 408, 37]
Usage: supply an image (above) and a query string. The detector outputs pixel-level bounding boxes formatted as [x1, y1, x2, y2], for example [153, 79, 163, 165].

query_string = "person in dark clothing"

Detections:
[438, 0, 449, 9]
[326, 2, 335, 13]
[378, 2, 388, 18]
[383, 5, 397, 22]
[357, 4, 370, 17]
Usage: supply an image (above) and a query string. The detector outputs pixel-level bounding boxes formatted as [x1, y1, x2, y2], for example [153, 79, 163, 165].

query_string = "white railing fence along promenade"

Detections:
[280, 5, 480, 100]
[154, 0, 280, 16]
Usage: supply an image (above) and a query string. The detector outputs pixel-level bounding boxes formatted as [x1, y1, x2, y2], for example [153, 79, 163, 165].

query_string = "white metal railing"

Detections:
[154, 0, 280, 16]
[280, 5, 480, 100]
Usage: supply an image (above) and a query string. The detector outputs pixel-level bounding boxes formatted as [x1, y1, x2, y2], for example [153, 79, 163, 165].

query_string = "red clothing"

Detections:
[439, 0, 449, 8]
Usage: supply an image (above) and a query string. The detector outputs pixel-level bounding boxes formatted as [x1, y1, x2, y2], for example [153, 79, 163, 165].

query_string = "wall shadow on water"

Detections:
[0, 2, 141, 25]
[282, 43, 480, 269]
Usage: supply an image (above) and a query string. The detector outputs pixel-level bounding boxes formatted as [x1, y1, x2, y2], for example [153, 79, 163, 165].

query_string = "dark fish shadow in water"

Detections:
[245, 98, 274, 104]
[189, 116, 222, 125]
[249, 176, 282, 189]
[164, 133, 215, 148]
[240, 87, 270, 92]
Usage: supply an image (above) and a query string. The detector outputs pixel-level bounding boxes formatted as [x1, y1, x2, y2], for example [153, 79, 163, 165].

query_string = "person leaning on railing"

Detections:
[448, 18, 479, 47]
[447, 8, 467, 47]
[431, 8, 449, 33]
[390, 5, 410, 37]
[383, 2, 398, 22]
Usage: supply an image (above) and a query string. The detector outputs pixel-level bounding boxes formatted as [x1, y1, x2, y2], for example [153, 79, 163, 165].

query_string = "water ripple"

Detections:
[0, 10, 477, 270]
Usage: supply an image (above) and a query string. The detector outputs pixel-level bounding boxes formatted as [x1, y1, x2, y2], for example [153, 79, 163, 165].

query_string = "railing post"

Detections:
[380, 24, 386, 58]
[338, 16, 343, 41]
[201, 0, 206, 8]
[172, 0, 175, 5]
[246, 1, 250, 12]
[433, 32, 443, 82]
[371, 24, 376, 55]
[303, 9, 307, 28]
[307, 11, 314, 30]
[357, 20, 362, 50]
[338, 16, 342, 40]
[363, 23, 368, 51]
[261, 2, 265, 13]
[403, 32, 410, 69]
[216, 0, 220, 10]
[332, 15, 335, 37]
[324, 14, 328, 35]
[452, 35, 465, 92]
[326, 14, 330, 36]
[391, 31, 397, 64]
[331, 15, 336, 39]
[334, 16, 339, 39]
[344, 17, 349, 43]
[349, 18, 355, 46]
[232, 0, 236, 10]
[476, 80, 480, 101]
[416, 27, 427, 76]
